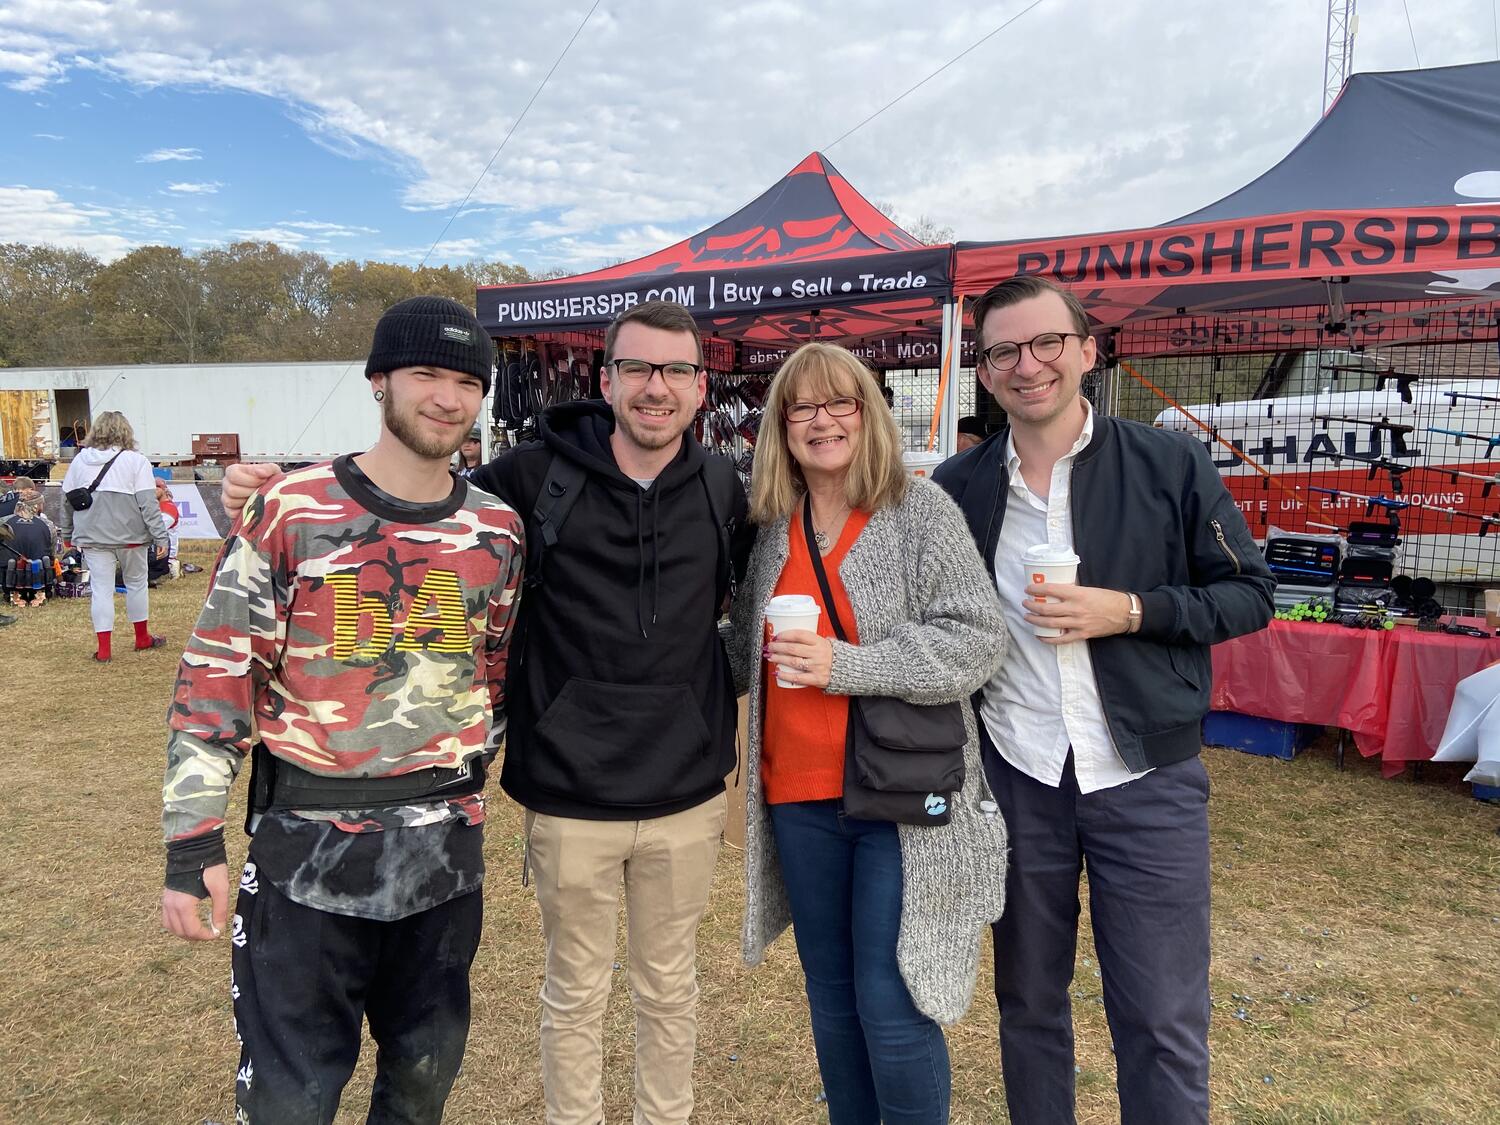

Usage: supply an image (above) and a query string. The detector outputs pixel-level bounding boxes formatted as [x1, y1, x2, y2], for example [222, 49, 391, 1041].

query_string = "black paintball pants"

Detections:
[229, 868, 483, 1125]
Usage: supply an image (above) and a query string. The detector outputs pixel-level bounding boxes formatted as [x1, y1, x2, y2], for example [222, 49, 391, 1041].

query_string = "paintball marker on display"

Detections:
[1407, 502, 1500, 538]
[1443, 389, 1500, 406]
[1442, 466, 1500, 497]
[1321, 364, 1419, 403]
[1319, 451, 1414, 493]
[1428, 426, 1500, 456]
[1316, 415, 1416, 455]
[1307, 487, 1411, 517]
[1308, 487, 1500, 535]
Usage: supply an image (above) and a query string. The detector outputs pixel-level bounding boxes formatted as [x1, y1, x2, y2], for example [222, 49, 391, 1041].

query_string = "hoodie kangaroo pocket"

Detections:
[529, 678, 713, 806]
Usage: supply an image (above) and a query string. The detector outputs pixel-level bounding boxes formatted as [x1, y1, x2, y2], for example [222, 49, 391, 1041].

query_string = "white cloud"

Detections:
[165, 180, 221, 194]
[139, 146, 201, 163]
[545, 226, 695, 268]
[0, 0, 1494, 270]
[33, 132, 63, 140]
[378, 238, 485, 264]
[228, 220, 380, 250]
[231, 225, 317, 247]
[280, 220, 377, 235]
[0, 185, 136, 258]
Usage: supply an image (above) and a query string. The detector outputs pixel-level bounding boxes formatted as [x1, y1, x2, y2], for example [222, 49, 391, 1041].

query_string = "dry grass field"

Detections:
[2, 541, 1498, 1124]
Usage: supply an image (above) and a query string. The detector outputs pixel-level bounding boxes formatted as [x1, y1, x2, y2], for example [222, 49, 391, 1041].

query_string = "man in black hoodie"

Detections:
[474, 300, 750, 1125]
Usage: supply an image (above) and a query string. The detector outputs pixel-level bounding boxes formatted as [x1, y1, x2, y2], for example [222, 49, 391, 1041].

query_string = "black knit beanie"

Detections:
[365, 296, 495, 392]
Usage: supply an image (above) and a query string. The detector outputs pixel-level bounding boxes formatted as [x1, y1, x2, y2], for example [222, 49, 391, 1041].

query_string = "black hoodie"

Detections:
[473, 400, 751, 820]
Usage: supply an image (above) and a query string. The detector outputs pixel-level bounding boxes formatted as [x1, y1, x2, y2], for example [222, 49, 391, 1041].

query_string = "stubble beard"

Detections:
[383, 392, 469, 462]
[614, 393, 690, 453]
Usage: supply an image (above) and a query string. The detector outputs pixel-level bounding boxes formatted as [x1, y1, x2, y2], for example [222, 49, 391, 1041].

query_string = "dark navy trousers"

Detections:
[981, 732, 1211, 1125]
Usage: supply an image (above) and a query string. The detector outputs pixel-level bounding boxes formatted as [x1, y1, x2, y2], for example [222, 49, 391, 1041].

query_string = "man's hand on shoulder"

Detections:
[160, 862, 230, 942]
[222, 463, 280, 517]
[1024, 582, 1135, 644]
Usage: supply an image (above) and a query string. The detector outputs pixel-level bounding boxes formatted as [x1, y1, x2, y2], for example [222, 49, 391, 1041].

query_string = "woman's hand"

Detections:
[764, 627, 834, 689]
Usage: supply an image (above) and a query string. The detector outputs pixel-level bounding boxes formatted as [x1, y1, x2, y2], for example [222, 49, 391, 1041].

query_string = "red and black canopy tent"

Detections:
[476, 152, 951, 368]
[952, 61, 1500, 568]
[953, 60, 1500, 359]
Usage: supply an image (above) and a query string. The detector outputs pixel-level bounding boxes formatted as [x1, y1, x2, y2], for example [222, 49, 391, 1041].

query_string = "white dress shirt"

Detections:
[978, 402, 1152, 794]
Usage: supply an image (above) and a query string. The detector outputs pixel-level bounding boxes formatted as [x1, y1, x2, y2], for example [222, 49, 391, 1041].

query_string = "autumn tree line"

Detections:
[0, 241, 561, 370]
[0, 201, 955, 371]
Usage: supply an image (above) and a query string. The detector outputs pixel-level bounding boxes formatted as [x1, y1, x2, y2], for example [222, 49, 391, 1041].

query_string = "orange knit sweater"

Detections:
[761, 507, 870, 805]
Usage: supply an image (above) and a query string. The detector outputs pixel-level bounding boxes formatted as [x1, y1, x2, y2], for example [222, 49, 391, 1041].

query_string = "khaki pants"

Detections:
[525, 791, 728, 1125]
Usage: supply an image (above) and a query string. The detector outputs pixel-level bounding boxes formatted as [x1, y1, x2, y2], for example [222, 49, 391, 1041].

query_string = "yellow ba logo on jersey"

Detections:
[326, 569, 470, 660]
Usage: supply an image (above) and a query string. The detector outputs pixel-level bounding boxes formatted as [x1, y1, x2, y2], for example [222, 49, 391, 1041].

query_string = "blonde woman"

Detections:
[59, 411, 169, 661]
[730, 343, 1009, 1124]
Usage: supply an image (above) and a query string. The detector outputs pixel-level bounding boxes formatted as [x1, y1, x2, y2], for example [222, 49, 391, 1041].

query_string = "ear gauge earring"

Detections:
[373, 390, 385, 402]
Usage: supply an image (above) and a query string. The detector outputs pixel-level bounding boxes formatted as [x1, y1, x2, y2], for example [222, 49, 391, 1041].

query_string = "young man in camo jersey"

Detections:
[159, 296, 524, 1124]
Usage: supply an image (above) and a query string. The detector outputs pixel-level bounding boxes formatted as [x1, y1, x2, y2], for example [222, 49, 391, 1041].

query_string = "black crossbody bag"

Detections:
[65, 450, 125, 512]
[801, 501, 966, 825]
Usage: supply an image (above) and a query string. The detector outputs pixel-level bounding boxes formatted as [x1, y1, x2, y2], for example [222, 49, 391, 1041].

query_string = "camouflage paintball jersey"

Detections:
[162, 456, 524, 920]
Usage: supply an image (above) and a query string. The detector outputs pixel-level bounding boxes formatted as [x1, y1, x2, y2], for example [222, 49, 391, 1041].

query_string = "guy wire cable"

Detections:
[824, 0, 1050, 152]
[284, 0, 602, 456]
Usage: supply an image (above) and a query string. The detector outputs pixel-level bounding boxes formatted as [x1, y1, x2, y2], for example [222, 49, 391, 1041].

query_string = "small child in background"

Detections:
[2, 496, 58, 607]
[149, 477, 181, 585]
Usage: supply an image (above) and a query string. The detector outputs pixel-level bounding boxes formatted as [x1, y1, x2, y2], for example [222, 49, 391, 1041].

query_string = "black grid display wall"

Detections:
[1109, 335, 1500, 613]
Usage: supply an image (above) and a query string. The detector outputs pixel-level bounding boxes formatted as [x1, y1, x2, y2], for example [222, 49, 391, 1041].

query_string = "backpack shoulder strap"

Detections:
[700, 454, 741, 609]
[701, 453, 737, 528]
[527, 453, 587, 587]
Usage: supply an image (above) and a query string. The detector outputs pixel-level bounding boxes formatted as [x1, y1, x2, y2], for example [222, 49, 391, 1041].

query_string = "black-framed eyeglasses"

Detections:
[980, 332, 1088, 371]
[609, 358, 703, 388]
[784, 396, 862, 424]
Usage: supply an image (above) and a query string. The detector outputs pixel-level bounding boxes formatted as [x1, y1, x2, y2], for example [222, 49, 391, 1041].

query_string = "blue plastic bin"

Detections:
[1202, 711, 1321, 761]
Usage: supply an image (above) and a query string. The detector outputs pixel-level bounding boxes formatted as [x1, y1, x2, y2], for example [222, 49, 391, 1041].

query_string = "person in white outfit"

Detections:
[58, 411, 170, 662]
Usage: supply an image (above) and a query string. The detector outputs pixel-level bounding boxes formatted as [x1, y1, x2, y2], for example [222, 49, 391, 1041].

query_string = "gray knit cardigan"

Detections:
[729, 475, 1010, 1025]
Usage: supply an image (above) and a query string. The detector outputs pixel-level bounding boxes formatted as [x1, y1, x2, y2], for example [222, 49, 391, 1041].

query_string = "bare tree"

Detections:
[872, 199, 955, 246]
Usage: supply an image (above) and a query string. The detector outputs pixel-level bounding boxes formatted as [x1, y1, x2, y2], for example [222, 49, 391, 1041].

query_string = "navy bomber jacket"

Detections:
[933, 415, 1275, 773]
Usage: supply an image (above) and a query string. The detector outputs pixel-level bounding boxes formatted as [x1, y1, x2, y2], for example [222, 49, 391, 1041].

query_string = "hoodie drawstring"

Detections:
[631, 485, 665, 637]
[651, 492, 661, 628]
[636, 486, 648, 638]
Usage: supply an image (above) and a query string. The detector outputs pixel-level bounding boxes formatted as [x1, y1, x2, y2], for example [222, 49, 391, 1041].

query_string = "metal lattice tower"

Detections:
[1324, 0, 1358, 113]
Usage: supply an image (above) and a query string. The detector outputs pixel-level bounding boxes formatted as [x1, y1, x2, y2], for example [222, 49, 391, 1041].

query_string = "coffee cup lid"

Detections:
[766, 594, 820, 615]
[1023, 543, 1081, 566]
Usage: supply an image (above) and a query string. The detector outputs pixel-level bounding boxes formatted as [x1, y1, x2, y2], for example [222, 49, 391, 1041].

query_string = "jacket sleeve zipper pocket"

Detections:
[1210, 518, 1241, 575]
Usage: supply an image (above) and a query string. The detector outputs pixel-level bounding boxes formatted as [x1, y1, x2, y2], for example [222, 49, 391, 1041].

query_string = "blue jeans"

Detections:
[768, 800, 950, 1125]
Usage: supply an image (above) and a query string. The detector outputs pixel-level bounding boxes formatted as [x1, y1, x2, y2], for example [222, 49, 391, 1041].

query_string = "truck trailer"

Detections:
[0, 360, 393, 464]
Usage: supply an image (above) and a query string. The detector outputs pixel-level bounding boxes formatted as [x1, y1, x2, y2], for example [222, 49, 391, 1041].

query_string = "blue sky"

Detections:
[1, 0, 1496, 271]
[5, 68, 414, 258]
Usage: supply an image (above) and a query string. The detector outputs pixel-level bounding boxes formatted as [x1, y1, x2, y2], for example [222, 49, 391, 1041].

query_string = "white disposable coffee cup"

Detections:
[764, 593, 821, 690]
[1023, 544, 1081, 638]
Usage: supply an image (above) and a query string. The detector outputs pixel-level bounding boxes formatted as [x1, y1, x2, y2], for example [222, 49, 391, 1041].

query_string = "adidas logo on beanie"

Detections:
[365, 296, 495, 393]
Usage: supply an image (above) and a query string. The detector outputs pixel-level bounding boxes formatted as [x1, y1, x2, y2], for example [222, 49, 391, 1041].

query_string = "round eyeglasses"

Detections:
[610, 359, 703, 388]
[784, 396, 862, 424]
[980, 332, 1089, 372]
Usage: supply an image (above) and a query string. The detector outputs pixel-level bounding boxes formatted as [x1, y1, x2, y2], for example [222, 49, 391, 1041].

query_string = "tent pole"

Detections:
[928, 298, 961, 455]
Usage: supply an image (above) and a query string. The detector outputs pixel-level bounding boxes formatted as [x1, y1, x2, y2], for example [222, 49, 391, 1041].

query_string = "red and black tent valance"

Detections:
[953, 61, 1500, 356]
[477, 152, 952, 359]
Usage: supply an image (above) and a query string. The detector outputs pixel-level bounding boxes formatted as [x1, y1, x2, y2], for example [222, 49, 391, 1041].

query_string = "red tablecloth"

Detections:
[1211, 618, 1500, 776]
